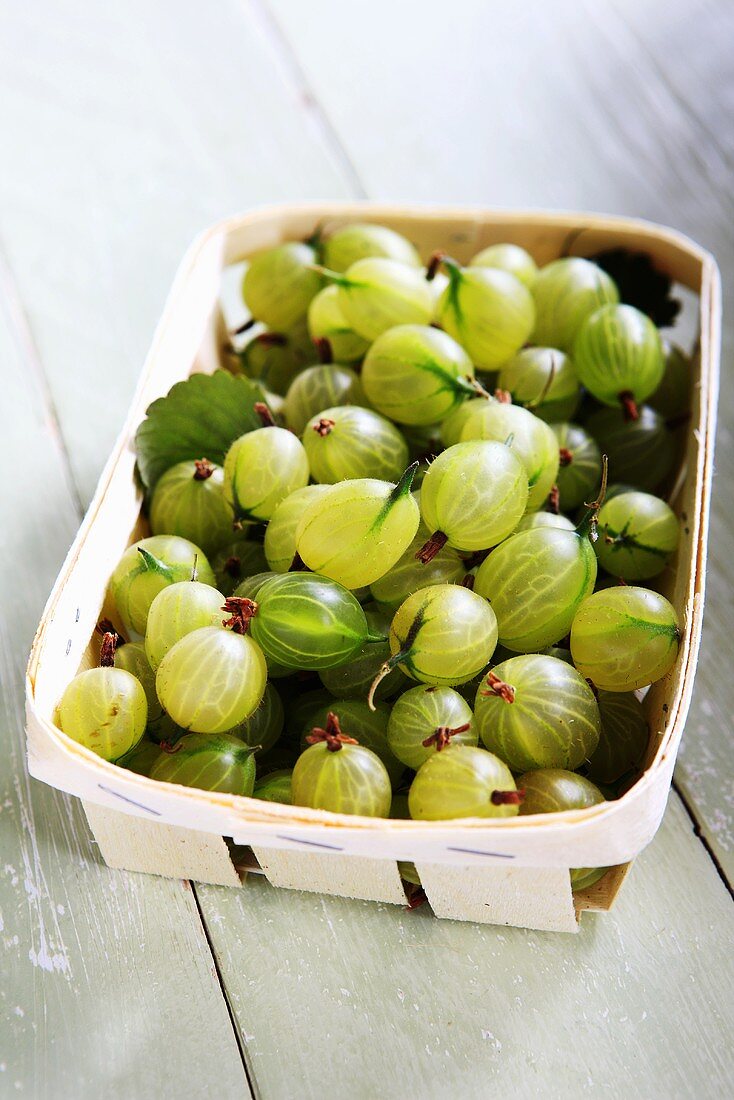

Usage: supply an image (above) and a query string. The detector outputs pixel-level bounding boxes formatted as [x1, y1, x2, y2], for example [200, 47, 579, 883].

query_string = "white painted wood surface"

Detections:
[0, 1, 732, 1097]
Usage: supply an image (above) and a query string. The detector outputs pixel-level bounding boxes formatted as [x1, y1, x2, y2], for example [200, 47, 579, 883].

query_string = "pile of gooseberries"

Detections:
[56, 222, 691, 898]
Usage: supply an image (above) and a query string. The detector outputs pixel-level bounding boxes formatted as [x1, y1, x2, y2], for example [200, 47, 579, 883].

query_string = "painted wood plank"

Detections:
[0, 262, 250, 1098]
[270, 0, 734, 879]
[196, 795, 734, 1100]
[0, 0, 353, 506]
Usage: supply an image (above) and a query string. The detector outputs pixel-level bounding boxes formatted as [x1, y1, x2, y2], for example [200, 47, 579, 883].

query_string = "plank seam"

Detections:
[672, 778, 734, 900]
[252, 0, 368, 199]
[191, 882, 260, 1100]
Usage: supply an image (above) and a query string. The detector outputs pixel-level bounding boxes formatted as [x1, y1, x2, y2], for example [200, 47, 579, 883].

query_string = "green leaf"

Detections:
[135, 371, 266, 491]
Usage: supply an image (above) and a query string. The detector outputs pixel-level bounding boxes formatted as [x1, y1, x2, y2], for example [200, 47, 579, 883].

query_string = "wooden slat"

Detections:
[83, 803, 242, 887]
[0, 269, 249, 1097]
[270, 0, 734, 881]
[197, 795, 734, 1099]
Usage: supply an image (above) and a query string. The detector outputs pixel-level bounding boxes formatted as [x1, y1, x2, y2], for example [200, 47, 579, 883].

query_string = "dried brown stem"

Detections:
[312, 417, 335, 437]
[254, 402, 276, 427]
[99, 631, 119, 667]
[619, 391, 640, 421]
[415, 530, 449, 564]
[193, 458, 215, 480]
[480, 670, 516, 704]
[306, 711, 358, 753]
[221, 597, 258, 634]
[422, 722, 471, 752]
[491, 789, 525, 806]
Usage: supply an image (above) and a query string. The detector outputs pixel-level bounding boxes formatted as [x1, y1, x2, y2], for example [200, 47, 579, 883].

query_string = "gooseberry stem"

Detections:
[221, 597, 258, 634]
[491, 789, 525, 806]
[619, 391, 640, 421]
[577, 454, 609, 542]
[313, 336, 333, 364]
[547, 485, 560, 514]
[99, 631, 119, 667]
[480, 671, 516, 704]
[312, 417, 335, 437]
[255, 331, 288, 348]
[232, 318, 256, 336]
[425, 251, 461, 282]
[254, 402, 276, 428]
[422, 722, 471, 752]
[223, 556, 242, 581]
[96, 619, 125, 644]
[138, 547, 175, 580]
[193, 458, 215, 480]
[415, 530, 448, 564]
[309, 263, 350, 287]
[388, 461, 419, 503]
[367, 657, 400, 711]
[306, 711, 358, 752]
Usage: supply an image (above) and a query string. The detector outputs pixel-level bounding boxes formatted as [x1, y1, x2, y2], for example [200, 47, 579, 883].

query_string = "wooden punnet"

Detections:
[25, 206, 720, 932]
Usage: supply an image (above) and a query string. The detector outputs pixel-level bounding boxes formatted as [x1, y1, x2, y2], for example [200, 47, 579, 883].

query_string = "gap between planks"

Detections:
[0, 240, 256, 1097]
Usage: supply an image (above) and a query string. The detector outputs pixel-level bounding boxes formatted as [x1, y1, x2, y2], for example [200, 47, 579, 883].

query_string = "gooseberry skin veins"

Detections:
[144, 580, 225, 670]
[361, 324, 475, 426]
[517, 768, 605, 815]
[283, 363, 365, 437]
[307, 285, 370, 363]
[408, 745, 520, 821]
[254, 769, 293, 805]
[263, 484, 332, 573]
[242, 242, 322, 330]
[459, 401, 560, 513]
[419, 440, 529, 551]
[498, 346, 581, 423]
[474, 526, 597, 652]
[334, 257, 434, 341]
[387, 685, 476, 770]
[474, 655, 601, 772]
[301, 699, 404, 784]
[296, 474, 421, 590]
[570, 586, 680, 692]
[223, 426, 310, 522]
[516, 767, 607, 889]
[249, 572, 370, 671]
[585, 405, 676, 493]
[58, 667, 147, 762]
[531, 257, 619, 351]
[156, 626, 267, 733]
[109, 535, 216, 639]
[149, 733, 257, 796]
[302, 405, 409, 484]
[551, 423, 602, 511]
[226, 681, 285, 753]
[389, 584, 498, 687]
[594, 491, 679, 580]
[437, 265, 536, 371]
[149, 460, 234, 557]
[470, 242, 538, 288]
[574, 303, 665, 409]
[369, 523, 465, 609]
[291, 742, 392, 817]
[322, 223, 422, 273]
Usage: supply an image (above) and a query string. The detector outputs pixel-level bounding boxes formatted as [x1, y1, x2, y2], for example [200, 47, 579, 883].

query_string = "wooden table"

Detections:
[1, 2, 732, 1096]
